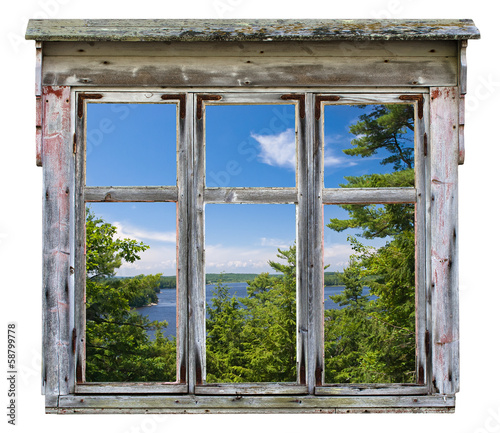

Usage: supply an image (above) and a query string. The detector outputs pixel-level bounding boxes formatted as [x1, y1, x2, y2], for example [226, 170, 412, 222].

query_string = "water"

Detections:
[134, 283, 374, 339]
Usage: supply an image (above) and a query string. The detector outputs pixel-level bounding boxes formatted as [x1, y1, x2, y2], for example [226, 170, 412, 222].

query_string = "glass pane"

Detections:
[205, 104, 296, 187]
[86, 103, 177, 186]
[205, 204, 296, 383]
[85, 202, 177, 382]
[323, 203, 416, 384]
[323, 104, 414, 188]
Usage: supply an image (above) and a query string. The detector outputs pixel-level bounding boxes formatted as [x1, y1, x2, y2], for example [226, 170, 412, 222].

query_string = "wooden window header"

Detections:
[25, 19, 480, 42]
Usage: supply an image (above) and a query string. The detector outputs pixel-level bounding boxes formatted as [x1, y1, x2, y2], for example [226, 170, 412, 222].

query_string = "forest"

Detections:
[85, 103, 416, 384]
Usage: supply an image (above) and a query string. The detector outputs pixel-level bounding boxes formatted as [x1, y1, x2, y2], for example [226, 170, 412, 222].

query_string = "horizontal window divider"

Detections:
[322, 187, 416, 204]
[76, 383, 188, 394]
[315, 384, 429, 396]
[204, 187, 298, 204]
[195, 383, 308, 395]
[55, 394, 454, 413]
[84, 186, 178, 202]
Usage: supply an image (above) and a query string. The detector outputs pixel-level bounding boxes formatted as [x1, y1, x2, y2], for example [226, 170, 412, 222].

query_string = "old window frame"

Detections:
[29, 18, 479, 413]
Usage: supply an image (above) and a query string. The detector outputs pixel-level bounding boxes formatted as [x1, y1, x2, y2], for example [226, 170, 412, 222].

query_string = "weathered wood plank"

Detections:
[25, 19, 480, 42]
[53, 406, 454, 414]
[42, 86, 73, 404]
[35, 42, 43, 167]
[415, 94, 429, 385]
[84, 186, 177, 202]
[322, 188, 416, 204]
[205, 187, 297, 204]
[458, 95, 465, 165]
[309, 93, 324, 390]
[296, 97, 308, 387]
[76, 383, 188, 394]
[42, 40, 458, 58]
[42, 55, 457, 88]
[176, 94, 190, 385]
[56, 394, 454, 410]
[190, 92, 206, 391]
[315, 385, 429, 396]
[74, 104, 86, 385]
[429, 87, 460, 395]
[196, 383, 307, 395]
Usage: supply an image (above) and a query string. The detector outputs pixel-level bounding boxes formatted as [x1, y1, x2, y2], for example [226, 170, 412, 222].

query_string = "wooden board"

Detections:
[42, 86, 73, 403]
[429, 87, 460, 395]
[42, 55, 457, 88]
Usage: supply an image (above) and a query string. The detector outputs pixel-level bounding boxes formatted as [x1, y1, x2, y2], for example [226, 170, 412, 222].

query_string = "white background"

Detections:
[1, 1, 497, 431]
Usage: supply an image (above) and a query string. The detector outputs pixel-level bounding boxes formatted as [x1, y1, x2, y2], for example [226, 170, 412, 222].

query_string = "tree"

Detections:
[85, 208, 176, 382]
[206, 245, 297, 383]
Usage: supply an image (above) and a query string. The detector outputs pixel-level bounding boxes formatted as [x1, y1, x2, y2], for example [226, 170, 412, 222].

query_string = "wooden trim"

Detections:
[191, 92, 206, 391]
[309, 93, 324, 390]
[43, 40, 459, 58]
[42, 86, 73, 403]
[42, 55, 457, 88]
[399, 94, 424, 119]
[429, 87, 460, 394]
[204, 187, 297, 204]
[76, 383, 188, 394]
[161, 94, 186, 118]
[55, 394, 455, 413]
[415, 94, 430, 386]
[176, 92, 191, 385]
[322, 188, 416, 204]
[197, 94, 221, 119]
[84, 186, 178, 202]
[195, 383, 308, 395]
[315, 384, 429, 396]
[315, 95, 340, 120]
[77, 93, 103, 118]
[281, 94, 305, 118]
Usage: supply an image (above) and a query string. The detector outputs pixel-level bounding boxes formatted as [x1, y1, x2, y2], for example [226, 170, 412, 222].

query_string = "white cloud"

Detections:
[259, 237, 294, 249]
[251, 128, 296, 170]
[117, 245, 177, 276]
[323, 243, 355, 272]
[205, 243, 288, 274]
[113, 221, 176, 244]
[323, 133, 358, 168]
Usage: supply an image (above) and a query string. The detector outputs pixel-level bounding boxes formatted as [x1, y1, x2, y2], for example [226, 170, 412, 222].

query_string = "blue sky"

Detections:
[86, 102, 413, 276]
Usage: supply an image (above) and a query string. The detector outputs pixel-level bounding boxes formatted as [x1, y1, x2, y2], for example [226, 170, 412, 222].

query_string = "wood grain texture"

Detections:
[429, 87, 460, 395]
[41, 55, 458, 88]
[84, 186, 178, 202]
[56, 393, 455, 412]
[322, 188, 416, 204]
[43, 40, 458, 58]
[42, 86, 73, 403]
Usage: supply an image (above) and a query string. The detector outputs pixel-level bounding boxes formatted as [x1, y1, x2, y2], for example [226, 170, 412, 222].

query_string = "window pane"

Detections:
[85, 202, 177, 382]
[323, 104, 414, 188]
[205, 104, 296, 187]
[86, 103, 177, 186]
[205, 204, 296, 383]
[323, 203, 416, 384]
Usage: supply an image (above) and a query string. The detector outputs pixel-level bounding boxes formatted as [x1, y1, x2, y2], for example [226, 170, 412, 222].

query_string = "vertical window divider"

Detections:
[191, 92, 206, 392]
[309, 93, 324, 392]
[177, 93, 190, 385]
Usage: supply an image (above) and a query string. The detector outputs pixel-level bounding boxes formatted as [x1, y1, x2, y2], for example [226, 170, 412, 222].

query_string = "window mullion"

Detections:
[307, 92, 324, 392]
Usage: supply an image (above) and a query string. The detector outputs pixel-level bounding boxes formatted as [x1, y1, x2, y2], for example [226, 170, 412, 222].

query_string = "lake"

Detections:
[134, 282, 373, 339]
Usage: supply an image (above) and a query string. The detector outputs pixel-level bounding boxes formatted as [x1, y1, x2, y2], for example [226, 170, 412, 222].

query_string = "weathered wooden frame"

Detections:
[29, 19, 478, 413]
[75, 91, 190, 394]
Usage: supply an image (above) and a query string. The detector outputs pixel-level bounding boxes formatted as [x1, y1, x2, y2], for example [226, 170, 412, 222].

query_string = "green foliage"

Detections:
[346, 104, 414, 171]
[85, 208, 176, 382]
[206, 246, 297, 383]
